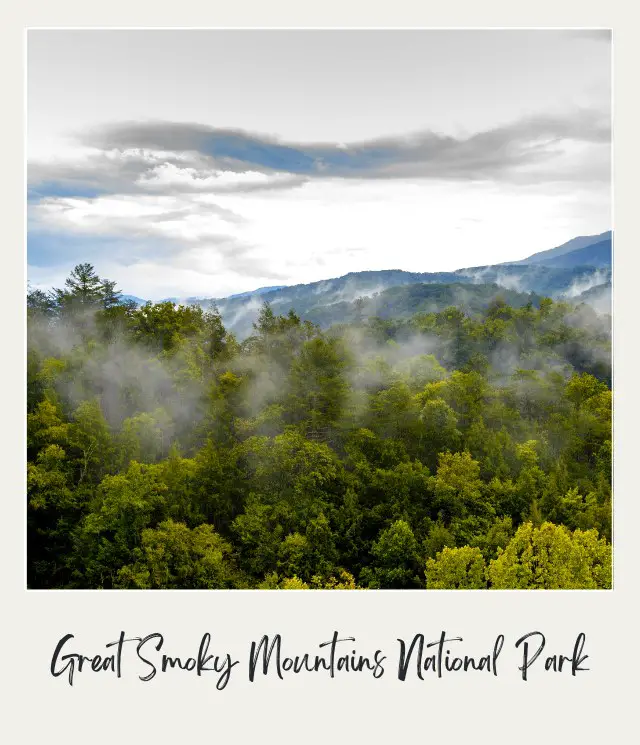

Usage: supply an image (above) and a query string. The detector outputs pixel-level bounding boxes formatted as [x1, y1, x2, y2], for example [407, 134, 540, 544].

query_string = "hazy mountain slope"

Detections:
[119, 230, 613, 337]
[120, 294, 147, 306]
[210, 263, 604, 337]
[531, 238, 611, 269]
[570, 281, 612, 315]
[304, 282, 540, 329]
[198, 269, 463, 337]
[454, 263, 611, 297]
[173, 264, 611, 337]
[514, 231, 611, 265]
[227, 285, 287, 299]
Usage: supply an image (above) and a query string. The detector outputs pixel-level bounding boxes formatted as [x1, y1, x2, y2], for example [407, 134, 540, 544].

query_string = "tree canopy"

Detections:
[27, 264, 612, 589]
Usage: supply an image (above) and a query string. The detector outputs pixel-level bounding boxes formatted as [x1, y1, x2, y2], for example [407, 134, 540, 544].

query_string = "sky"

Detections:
[27, 29, 612, 300]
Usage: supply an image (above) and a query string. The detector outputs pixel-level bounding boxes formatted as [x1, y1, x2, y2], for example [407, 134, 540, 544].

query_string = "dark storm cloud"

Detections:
[27, 108, 610, 201]
[86, 109, 610, 181]
[28, 151, 309, 200]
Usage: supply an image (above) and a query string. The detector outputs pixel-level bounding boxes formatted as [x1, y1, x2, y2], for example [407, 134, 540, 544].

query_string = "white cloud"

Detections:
[32, 193, 237, 241]
[26, 31, 611, 301]
[137, 163, 296, 190]
[28, 175, 611, 299]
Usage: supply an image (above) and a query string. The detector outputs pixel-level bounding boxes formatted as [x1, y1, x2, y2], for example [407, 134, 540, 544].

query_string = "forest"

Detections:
[27, 264, 612, 589]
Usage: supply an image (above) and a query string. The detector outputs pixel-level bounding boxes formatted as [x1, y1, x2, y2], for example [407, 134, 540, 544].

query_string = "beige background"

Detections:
[2, 2, 638, 742]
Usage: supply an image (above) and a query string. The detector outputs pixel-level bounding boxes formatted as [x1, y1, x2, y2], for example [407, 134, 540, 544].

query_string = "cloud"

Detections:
[27, 186, 295, 293]
[26, 107, 611, 299]
[30, 191, 246, 240]
[137, 162, 303, 192]
[28, 107, 610, 203]
[83, 109, 610, 183]
[29, 145, 308, 200]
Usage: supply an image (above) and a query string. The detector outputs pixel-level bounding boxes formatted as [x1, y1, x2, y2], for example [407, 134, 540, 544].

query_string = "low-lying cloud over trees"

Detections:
[27, 264, 612, 589]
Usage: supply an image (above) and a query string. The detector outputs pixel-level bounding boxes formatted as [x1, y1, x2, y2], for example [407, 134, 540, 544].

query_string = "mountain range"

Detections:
[512, 230, 611, 266]
[123, 230, 612, 337]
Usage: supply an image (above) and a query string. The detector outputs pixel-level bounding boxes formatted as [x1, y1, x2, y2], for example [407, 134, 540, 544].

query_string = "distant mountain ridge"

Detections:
[304, 282, 541, 329]
[513, 230, 612, 266]
[120, 230, 612, 336]
[227, 285, 287, 299]
[528, 238, 611, 269]
[120, 294, 147, 306]
[204, 264, 610, 337]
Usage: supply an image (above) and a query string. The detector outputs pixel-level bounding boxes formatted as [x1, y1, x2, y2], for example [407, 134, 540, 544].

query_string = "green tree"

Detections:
[69, 398, 114, 484]
[360, 520, 420, 588]
[27, 444, 77, 588]
[425, 546, 487, 589]
[433, 451, 485, 521]
[25, 270, 613, 590]
[72, 461, 169, 587]
[116, 520, 243, 589]
[487, 522, 612, 589]
[418, 397, 461, 468]
[286, 336, 350, 441]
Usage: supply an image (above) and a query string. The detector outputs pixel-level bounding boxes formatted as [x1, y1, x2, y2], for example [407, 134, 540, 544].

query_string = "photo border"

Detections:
[3, 2, 639, 742]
